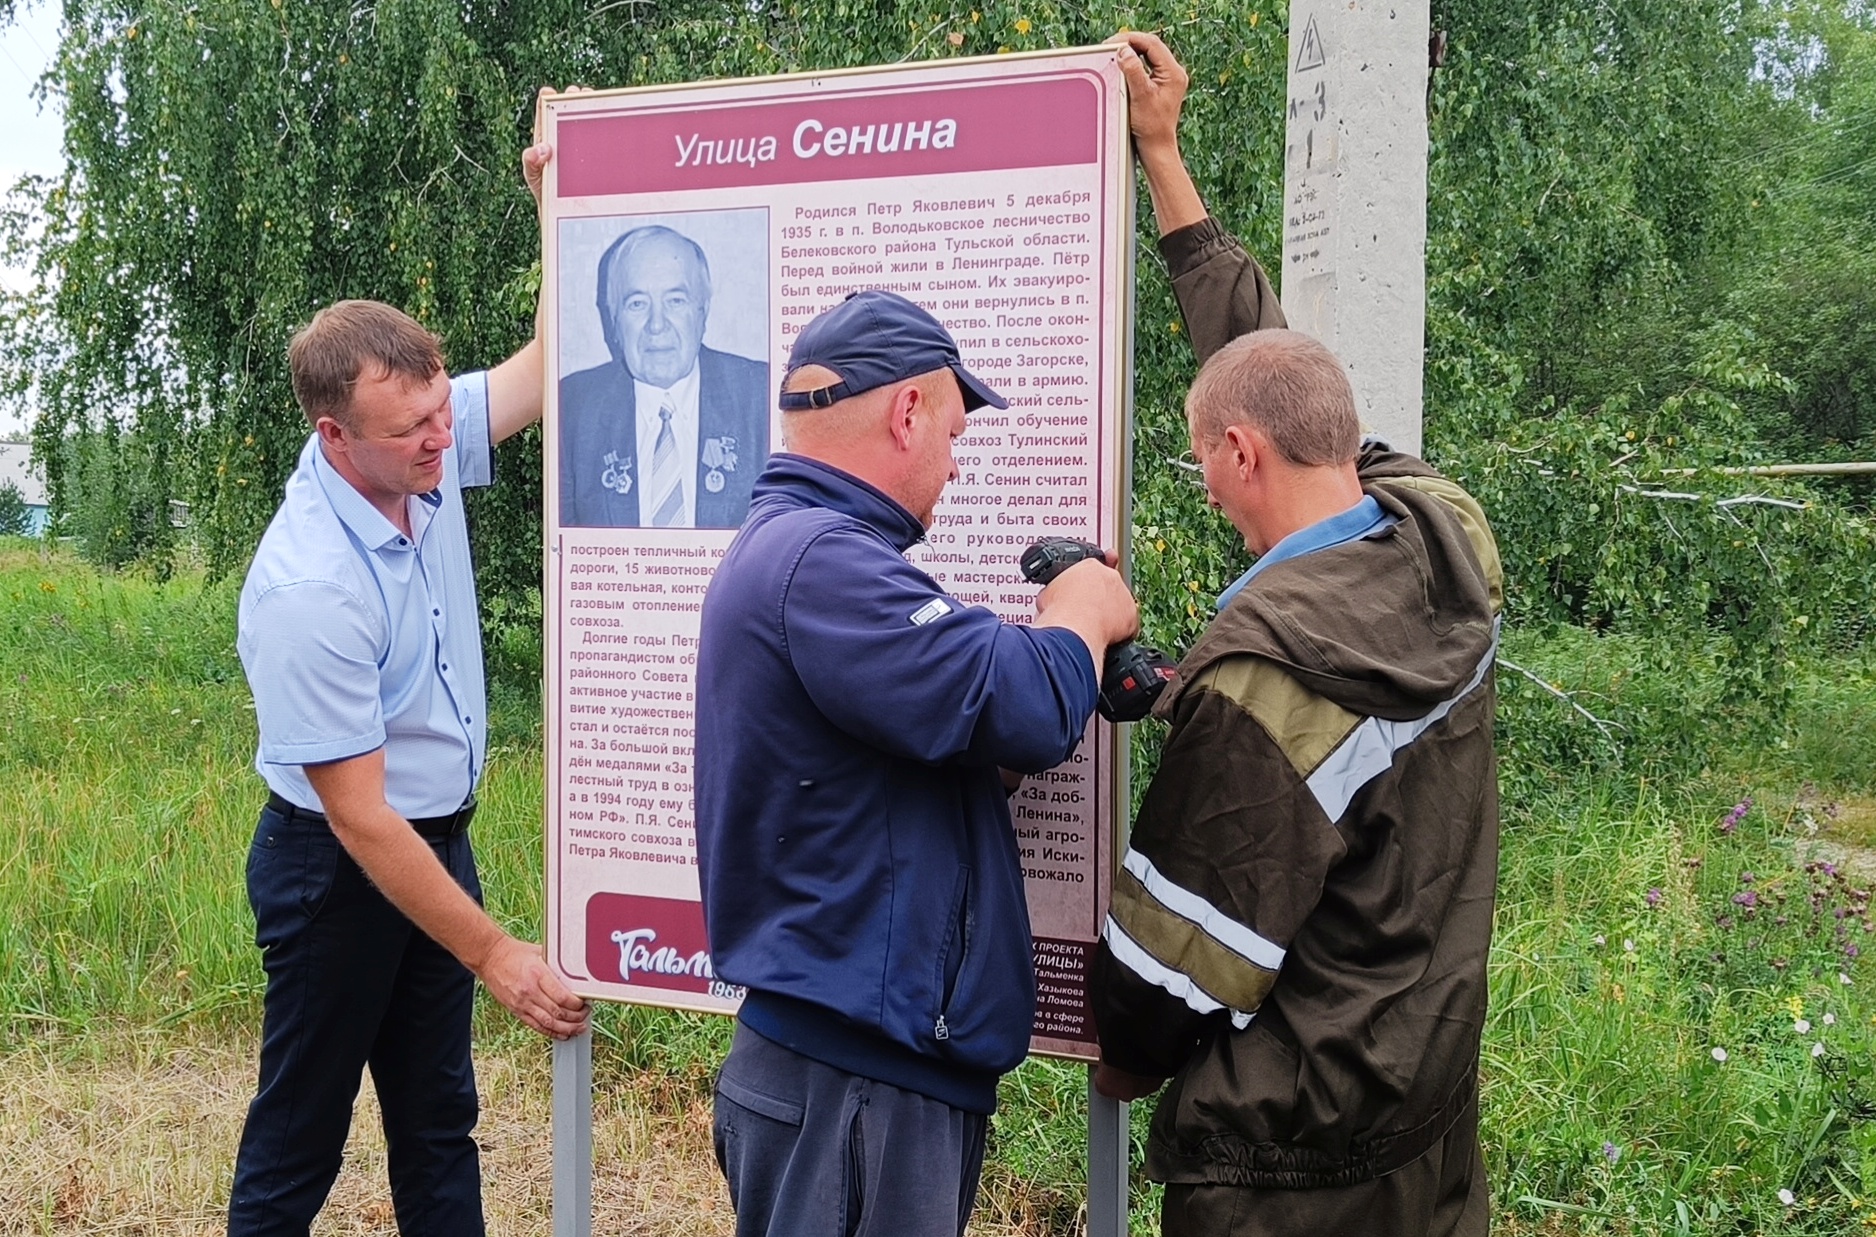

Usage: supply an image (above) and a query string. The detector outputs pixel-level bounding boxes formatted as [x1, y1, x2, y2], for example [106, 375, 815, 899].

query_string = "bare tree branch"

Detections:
[1497, 657, 1624, 741]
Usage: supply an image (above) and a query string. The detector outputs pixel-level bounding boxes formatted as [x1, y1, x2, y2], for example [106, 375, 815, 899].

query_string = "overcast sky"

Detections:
[1, 1, 63, 437]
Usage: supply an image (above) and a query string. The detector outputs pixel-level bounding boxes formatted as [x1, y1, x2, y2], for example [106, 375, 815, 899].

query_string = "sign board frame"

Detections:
[537, 44, 1145, 1237]
[537, 45, 1136, 1062]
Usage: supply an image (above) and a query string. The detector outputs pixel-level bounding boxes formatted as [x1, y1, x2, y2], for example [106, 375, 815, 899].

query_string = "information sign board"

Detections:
[541, 46, 1133, 1059]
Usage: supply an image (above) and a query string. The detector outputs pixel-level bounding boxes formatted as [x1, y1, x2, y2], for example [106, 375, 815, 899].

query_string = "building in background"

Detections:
[0, 443, 49, 535]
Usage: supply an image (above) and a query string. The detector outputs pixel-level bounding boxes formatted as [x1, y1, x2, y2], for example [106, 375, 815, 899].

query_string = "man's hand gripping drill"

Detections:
[1021, 538, 1177, 723]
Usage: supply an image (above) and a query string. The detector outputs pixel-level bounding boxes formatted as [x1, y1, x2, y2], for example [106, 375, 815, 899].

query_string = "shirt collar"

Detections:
[1216, 495, 1395, 612]
[309, 435, 422, 552]
[633, 360, 702, 421]
[750, 453, 928, 552]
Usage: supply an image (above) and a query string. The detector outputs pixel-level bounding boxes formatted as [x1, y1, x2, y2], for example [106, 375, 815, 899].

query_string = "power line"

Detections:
[1762, 152, 1876, 201]
[1802, 152, 1876, 189]
[1717, 109, 1876, 169]
[14, 6, 52, 63]
[0, 38, 39, 86]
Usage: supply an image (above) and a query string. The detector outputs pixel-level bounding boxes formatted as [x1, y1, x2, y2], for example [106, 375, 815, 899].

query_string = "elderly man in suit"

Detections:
[558, 225, 769, 527]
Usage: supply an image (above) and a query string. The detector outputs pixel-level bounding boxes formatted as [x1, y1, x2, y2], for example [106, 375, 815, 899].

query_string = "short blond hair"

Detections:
[1185, 329, 1359, 467]
[288, 300, 445, 428]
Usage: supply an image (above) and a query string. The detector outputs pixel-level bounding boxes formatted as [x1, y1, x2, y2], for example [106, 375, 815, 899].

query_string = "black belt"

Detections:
[265, 791, 477, 839]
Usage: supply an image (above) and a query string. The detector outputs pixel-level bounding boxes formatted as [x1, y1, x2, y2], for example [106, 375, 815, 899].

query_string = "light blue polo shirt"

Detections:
[1216, 495, 1397, 612]
[237, 373, 493, 820]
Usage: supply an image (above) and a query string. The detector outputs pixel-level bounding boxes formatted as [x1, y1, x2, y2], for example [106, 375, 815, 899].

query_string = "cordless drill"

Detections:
[1019, 538, 1177, 724]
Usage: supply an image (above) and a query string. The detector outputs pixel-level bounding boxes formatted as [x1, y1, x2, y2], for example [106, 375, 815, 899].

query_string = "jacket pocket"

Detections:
[1175, 1014, 1307, 1154]
[930, 865, 973, 1042]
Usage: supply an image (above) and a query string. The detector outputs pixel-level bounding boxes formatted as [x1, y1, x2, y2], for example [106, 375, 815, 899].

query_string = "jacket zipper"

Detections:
[934, 895, 972, 1043]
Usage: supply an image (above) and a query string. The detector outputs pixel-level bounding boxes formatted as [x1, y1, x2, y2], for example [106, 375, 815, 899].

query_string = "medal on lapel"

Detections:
[701, 436, 737, 495]
[601, 451, 632, 496]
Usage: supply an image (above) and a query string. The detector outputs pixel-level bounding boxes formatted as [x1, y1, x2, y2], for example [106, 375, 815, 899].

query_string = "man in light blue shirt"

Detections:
[228, 142, 587, 1237]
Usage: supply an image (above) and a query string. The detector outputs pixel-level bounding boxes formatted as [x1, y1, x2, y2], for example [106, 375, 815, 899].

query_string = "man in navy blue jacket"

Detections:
[695, 291, 1139, 1236]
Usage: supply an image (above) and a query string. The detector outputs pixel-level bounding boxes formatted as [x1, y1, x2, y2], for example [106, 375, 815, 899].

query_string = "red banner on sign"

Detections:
[584, 892, 720, 994]
[558, 75, 1100, 196]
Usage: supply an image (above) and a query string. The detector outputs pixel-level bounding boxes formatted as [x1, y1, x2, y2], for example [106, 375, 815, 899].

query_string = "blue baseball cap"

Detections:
[779, 290, 1008, 413]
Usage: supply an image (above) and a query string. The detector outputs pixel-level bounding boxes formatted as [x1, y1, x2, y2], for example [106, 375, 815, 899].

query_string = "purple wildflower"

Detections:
[1719, 798, 1752, 834]
[1602, 1141, 1621, 1164]
[1733, 891, 1759, 909]
[1847, 941, 1861, 960]
[1645, 888, 1663, 909]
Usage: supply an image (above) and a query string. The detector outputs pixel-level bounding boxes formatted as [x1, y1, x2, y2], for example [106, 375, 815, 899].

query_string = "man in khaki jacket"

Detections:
[1090, 33, 1503, 1237]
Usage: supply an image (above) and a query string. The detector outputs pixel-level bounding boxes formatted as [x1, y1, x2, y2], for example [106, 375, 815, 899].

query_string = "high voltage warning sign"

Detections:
[1295, 15, 1327, 72]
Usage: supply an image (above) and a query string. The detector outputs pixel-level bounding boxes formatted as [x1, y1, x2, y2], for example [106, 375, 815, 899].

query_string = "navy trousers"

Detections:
[713, 1023, 989, 1237]
[227, 802, 485, 1237]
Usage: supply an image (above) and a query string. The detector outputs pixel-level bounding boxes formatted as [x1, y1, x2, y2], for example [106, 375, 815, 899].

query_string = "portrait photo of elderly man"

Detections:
[558, 219, 770, 528]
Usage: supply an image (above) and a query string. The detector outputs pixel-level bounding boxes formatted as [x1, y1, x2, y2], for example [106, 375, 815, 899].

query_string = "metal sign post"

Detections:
[551, 1031, 593, 1237]
[1088, 1085, 1131, 1235]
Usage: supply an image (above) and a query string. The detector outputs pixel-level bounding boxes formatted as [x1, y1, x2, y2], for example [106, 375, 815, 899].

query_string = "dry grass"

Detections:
[0, 1029, 1072, 1236]
[0, 1028, 734, 1236]
[1824, 796, 1876, 852]
[1800, 791, 1876, 883]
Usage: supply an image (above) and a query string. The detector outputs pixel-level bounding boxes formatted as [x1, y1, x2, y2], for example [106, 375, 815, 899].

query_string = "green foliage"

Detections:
[0, 0, 1287, 650]
[0, 480, 29, 536]
[0, 547, 251, 1029]
[1412, 0, 1876, 703]
[59, 422, 181, 571]
[1425, 0, 1762, 411]
[5, 4, 1876, 1220]
[1478, 627, 1876, 1236]
[8, 551, 1876, 1233]
[1440, 362, 1876, 708]
[5, 0, 1871, 689]
[1723, 5, 1876, 462]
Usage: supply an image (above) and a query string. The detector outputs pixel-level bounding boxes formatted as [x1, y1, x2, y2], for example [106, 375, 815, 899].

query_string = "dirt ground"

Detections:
[0, 1029, 734, 1236]
[0, 1030, 1067, 1236]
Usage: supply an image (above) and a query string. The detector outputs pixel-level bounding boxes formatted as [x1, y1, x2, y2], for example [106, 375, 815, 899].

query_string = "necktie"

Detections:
[648, 398, 684, 527]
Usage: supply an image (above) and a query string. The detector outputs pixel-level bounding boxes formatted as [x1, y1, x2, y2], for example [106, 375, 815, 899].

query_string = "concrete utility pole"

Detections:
[1280, 0, 1431, 456]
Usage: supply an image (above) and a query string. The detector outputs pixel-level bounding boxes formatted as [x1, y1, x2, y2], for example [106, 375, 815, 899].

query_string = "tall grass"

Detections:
[1, 542, 1872, 1233]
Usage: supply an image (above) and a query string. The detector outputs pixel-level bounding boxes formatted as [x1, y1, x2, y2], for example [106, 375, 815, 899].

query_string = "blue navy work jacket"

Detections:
[694, 454, 1099, 1113]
